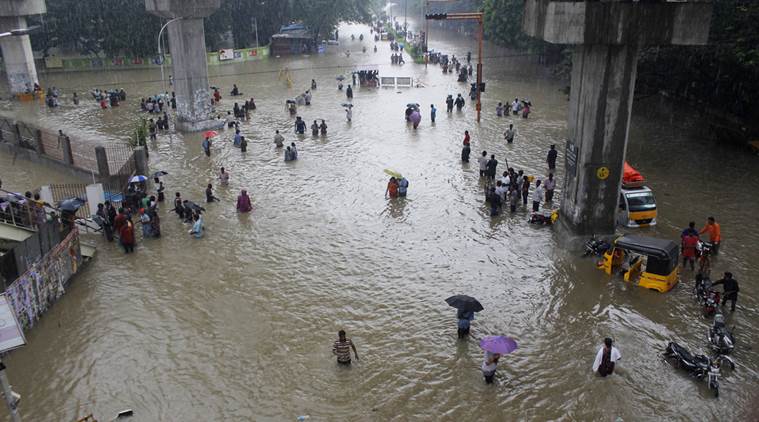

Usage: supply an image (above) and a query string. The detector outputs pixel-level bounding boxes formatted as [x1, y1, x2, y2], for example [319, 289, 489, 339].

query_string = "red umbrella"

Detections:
[203, 130, 218, 139]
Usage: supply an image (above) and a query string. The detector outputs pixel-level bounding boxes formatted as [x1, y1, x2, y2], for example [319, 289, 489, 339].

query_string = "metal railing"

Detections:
[0, 114, 136, 177]
[0, 190, 42, 230]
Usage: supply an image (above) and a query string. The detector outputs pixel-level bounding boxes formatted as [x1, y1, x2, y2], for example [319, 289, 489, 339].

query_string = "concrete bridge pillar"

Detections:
[523, 0, 712, 235]
[0, 0, 46, 94]
[145, 0, 221, 132]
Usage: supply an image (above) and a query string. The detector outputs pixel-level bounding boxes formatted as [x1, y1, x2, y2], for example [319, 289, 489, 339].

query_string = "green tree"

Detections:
[289, 0, 373, 42]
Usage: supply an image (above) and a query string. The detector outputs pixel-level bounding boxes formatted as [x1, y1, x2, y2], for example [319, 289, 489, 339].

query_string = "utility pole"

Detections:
[0, 361, 21, 422]
[157, 17, 183, 94]
[0, 295, 25, 422]
[253, 17, 259, 48]
[425, 12, 485, 122]
[404, 0, 407, 32]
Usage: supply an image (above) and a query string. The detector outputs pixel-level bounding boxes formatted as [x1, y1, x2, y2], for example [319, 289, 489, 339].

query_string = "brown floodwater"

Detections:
[0, 23, 758, 421]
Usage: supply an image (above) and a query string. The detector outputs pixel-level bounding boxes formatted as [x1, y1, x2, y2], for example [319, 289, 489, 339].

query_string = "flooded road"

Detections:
[1, 23, 758, 421]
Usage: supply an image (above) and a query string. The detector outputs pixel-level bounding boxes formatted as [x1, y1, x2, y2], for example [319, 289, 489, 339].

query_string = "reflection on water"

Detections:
[0, 23, 758, 421]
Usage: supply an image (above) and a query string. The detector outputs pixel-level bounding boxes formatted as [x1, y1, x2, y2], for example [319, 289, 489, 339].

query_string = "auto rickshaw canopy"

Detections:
[614, 235, 679, 275]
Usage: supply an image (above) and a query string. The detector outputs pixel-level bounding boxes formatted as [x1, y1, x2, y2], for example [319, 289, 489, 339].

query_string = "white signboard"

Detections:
[0, 294, 26, 353]
[219, 49, 235, 61]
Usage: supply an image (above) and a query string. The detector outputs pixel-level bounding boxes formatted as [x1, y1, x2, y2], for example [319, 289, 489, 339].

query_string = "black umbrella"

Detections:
[153, 171, 168, 178]
[445, 295, 484, 312]
[58, 197, 86, 212]
[185, 201, 205, 212]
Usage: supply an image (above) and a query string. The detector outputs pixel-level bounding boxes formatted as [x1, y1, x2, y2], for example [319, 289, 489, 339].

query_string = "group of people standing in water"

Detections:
[496, 98, 531, 119]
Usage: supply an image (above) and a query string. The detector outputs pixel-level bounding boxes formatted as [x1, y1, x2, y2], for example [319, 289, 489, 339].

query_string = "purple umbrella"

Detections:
[410, 110, 421, 124]
[479, 336, 518, 355]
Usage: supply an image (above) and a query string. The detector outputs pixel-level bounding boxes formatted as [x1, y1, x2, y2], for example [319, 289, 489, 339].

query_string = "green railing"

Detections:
[42, 46, 270, 72]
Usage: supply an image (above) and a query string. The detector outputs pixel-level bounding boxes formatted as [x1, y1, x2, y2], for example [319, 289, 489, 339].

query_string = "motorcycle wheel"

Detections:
[711, 382, 719, 398]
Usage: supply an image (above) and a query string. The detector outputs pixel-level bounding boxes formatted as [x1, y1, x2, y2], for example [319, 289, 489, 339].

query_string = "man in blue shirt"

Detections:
[457, 309, 474, 338]
[430, 104, 437, 123]
[398, 177, 409, 197]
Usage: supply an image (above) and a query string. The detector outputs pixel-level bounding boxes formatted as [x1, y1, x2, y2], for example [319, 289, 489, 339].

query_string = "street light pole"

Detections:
[0, 361, 21, 422]
[475, 16, 483, 123]
[253, 17, 259, 48]
[158, 17, 183, 93]
[404, 0, 407, 32]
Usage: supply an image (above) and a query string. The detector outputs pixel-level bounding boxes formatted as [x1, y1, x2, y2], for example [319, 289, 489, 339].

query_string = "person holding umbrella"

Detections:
[445, 295, 484, 338]
[410, 107, 421, 129]
[482, 352, 501, 384]
[202, 131, 217, 157]
[479, 336, 518, 384]
[457, 309, 475, 338]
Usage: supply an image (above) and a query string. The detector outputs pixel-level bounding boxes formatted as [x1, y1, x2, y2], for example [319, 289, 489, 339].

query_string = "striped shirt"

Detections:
[333, 339, 353, 362]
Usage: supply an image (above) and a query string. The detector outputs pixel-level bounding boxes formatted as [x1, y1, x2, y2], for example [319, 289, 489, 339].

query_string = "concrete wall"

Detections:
[145, 0, 220, 19]
[0, 0, 45, 17]
[0, 16, 37, 93]
[167, 18, 215, 130]
[522, 0, 712, 46]
[562, 43, 639, 234]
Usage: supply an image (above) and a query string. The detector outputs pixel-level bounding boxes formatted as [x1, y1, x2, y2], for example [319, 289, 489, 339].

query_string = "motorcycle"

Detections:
[696, 241, 713, 277]
[584, 236, 611, 257]
[529, 210, 558, 226]
[664, 342, 721, 397]
[695, 273, 720, 317]
[708, 311, 736, 369]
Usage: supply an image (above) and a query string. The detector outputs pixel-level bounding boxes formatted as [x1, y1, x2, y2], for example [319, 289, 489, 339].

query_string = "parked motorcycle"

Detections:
[708, 311, 736, 369]
[529, 211, 558, 226]
[584, 236, 611, 257]
[695, 273, 720, 317]
[696, 240, 713, 277]
[664, 342, 721, 397]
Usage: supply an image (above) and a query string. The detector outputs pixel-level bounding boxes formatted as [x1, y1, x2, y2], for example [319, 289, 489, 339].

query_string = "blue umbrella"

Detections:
[129, 175, 148, 183]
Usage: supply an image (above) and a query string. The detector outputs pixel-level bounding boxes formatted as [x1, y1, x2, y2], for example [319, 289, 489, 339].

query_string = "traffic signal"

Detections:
[425, 13, 448, 20]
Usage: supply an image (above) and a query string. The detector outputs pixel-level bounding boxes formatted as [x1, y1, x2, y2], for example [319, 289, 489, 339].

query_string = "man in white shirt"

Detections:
[592, 337, 621, 377]
[532, 179, 544, 212]
[494, 181, 507, 201]
[500, 171, 510, 187]
[477, 151, 488, 177]
[504, 124, 516, 143]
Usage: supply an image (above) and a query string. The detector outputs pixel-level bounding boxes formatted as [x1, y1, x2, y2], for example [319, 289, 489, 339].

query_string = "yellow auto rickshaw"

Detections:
[597, 235, 679, 293]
